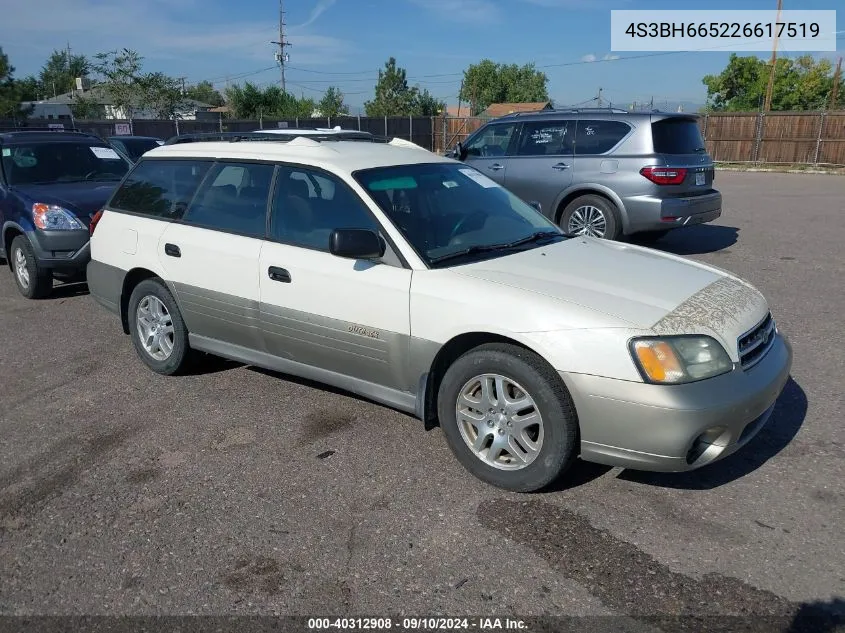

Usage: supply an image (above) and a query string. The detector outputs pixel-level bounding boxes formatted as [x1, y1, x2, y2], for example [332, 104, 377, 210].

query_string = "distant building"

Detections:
[445, 104, 471, 117]
[480, 101, 553, 118]
[21, 86, 214, 121]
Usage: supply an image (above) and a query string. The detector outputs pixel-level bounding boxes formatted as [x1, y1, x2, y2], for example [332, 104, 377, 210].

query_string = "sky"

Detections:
[0, 0, 841, 112]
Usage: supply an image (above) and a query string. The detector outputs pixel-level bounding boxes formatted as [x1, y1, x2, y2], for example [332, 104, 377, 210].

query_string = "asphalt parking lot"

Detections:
[0, 172, 843, 627]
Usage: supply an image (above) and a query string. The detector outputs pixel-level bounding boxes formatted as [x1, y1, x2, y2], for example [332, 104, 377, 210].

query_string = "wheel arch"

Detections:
[119, 267, 162, 334]
[553, 185, 629, 233]
[418, 330, 564, 429]
[2, 221, 28, 269]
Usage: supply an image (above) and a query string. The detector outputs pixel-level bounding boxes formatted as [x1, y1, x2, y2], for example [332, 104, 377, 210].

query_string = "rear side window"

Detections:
[516, 121, 574, 156]
[574, 120, 631, 155]
[652, 118, 706, 154]
[182, 162, 275, 238]
[109, 159, 211, 219]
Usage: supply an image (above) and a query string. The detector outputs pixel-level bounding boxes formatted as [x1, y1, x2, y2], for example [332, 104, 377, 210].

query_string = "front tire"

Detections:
[128, 278, 191, 375]
[437, 343, 579, 492]
[560, 194, 620, 240]
[10, 235, 52, 299]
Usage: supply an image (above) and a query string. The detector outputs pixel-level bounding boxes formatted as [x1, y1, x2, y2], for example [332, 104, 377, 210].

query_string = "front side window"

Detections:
[182, 162, 274, 237]
[574, 120, 632, 155]
[516, 120, 574, 156]
[269, 165, 380, 251]
[464, 123, 517, 158]
[2, 142, 131, 186]
[355, 163, 564, 267]
[109, 159, 211, 219]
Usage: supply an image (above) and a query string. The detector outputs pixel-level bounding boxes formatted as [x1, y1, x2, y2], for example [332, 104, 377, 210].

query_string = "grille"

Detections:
[738, 313, 776, 370]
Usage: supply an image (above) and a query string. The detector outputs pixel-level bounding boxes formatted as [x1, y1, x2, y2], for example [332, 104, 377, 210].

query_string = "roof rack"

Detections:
[501, 107, 631, 117]
[163, 130, 383, 145]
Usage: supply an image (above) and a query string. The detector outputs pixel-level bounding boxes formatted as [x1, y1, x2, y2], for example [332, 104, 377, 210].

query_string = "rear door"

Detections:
[461, 122, 518, 186]
[503, 119, 575, 215]
[650, 116, 715, 194]
[157, 160, 274, 351]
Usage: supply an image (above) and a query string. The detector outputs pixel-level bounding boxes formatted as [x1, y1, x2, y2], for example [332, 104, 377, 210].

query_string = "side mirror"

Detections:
[329, 228, 385, 260]
[454, 142, 467, 161]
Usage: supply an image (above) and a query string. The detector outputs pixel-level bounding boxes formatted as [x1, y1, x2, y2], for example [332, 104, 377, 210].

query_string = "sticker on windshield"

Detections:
[1, 148, 9, 157]
[90, 146, 122, 160]
[442, 180, 459, 188]
[459, 168, 500, 188]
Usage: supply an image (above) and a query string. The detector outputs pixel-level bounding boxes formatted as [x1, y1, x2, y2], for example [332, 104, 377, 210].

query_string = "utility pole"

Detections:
[764, 0, 784, 112]
[270, 0, 291, 93]
[830, 57, 843, 111]
[178, 77, 187, 95]
[597, 87, 603, 107]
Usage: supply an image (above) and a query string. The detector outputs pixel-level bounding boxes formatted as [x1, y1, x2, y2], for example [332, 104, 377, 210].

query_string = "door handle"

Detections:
[487, 163, 504, 171]
[164, 243, 181, 257]
[552, 163, 570, 171]
[268, 266, 291, 283]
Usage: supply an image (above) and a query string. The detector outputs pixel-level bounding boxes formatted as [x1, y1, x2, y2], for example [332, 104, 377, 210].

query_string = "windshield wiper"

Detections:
[493, 230, 564, 250]
[428, 231, 563, 266]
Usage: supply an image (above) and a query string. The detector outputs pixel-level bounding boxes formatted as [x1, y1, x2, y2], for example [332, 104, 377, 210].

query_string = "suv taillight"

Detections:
[89, 209, 104, 236]
[640, 166, 687, 185]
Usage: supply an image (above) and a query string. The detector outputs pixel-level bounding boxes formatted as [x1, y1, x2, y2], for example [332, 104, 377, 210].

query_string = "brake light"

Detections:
[90, 209, 104, 236]
[640, 166, 687, 185]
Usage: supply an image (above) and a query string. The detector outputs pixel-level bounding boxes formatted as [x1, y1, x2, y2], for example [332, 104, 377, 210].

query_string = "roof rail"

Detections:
[0, 127, 96, 134]
[163, 130, 382, 145]
[501, 107, 631, 117]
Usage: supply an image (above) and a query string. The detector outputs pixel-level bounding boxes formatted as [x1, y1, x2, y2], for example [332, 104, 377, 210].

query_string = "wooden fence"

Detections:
[3, 111, 845, 165]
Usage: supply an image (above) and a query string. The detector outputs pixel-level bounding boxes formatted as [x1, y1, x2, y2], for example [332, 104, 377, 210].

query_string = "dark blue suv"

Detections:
[0, 130, 132, 298]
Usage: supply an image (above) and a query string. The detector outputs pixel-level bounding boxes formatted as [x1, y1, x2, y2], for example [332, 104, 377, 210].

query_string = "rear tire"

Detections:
[437, 343, 579, 492]
[10, 235, 53, 299]
[559, 194, 621, 240]
[128, 278, 191, 375]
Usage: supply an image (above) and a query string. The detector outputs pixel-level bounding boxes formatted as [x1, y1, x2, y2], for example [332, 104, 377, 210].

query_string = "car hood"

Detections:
[453, 237, 769, 345]
[12, 182, 119, 226]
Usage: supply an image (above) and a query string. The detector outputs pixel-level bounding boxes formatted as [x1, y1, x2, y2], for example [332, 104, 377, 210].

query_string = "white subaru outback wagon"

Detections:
[87, 135, 792, 492]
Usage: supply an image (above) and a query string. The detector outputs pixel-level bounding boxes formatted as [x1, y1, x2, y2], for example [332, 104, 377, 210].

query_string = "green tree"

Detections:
[318, 86, 349, 118]
[185, 80, 224, 107]
[92, 48, 143, 120]
[224, 82, 315, 119]
[703, 53, 843, 111]
[138, 72, 186, 119]
[39, 49, 90, 98]
[414, 88, 445, 116]
[16, 76, 41, 101]
[69, 94, 106, 119]
[459, 59, 549, 115]
[0, 47, 30, 119]
[364, 57, 419, 116]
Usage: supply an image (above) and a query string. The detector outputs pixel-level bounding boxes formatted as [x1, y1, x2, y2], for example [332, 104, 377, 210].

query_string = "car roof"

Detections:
[0, 130, 106, 144]
[109, 135, 162, 141]
[143, 136, 449, 173]
[493, 108, 699, 122]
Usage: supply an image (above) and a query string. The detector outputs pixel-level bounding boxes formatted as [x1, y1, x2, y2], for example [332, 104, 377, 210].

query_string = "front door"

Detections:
[503, 119, 575, 217]
[461, 121, 519, 186]
[258, 164, 412, 392]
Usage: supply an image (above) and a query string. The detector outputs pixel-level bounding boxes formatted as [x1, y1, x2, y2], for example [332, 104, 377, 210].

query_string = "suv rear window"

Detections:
[1, 142, 130, 185]
[651, 118, 706, 154]
[109, 159, 211, 219]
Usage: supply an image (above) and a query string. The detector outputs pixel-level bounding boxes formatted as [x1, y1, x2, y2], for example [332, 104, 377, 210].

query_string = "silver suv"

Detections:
[450, 108, 722, 242]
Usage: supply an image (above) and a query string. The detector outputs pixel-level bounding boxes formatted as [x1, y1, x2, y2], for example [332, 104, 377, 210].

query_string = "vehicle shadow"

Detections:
[786, 597, 845, 633]
[634, 224, 739, 255]
[617, 376, 807, 490]
[181, 353, 244, 376]
[543, 460, 615, 493]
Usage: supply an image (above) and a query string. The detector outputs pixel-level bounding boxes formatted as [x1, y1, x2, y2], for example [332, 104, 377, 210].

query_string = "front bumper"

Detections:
[624, 190, 722, 233]
[26, 229, 90, 271]
[561, 332, 793, 472]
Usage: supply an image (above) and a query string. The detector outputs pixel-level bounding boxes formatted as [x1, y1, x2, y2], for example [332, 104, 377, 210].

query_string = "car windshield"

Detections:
[354, 162, 565, 267]
[113, 138, 162, 161]
[1, 141, 131, 186]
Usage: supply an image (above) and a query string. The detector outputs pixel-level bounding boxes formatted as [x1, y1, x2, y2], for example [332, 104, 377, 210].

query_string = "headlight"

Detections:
[629, 336, 733, 384]
[32, 203, 85, 231]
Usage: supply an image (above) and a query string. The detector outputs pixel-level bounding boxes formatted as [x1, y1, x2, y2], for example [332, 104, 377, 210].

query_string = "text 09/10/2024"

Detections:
[610, 9, 837, 52]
